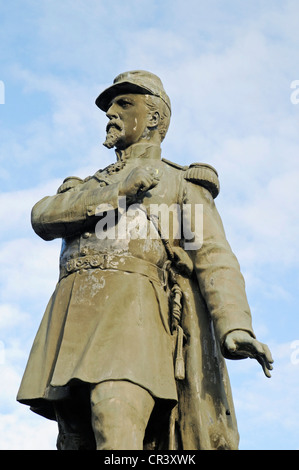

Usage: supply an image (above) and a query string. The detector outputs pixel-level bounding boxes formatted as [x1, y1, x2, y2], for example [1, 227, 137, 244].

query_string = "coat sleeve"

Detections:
[31, 179, 121, 241]
[182, 179, 255, 351]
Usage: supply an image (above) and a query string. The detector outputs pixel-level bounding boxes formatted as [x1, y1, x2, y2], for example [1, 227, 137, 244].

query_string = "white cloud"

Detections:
[0, 408, 57, 450]
[0, 237, 60, 304]
[0, 180, 61, 236]
[0, 350, 57, 450]
[1, 65, 113, 190]
[0, 304, 30, 330]
[228, 340, 299, 449]
[220, 168, 299, 269]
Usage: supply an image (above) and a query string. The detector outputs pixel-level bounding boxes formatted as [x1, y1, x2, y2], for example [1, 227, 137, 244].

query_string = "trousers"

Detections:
[55, 380, 155, 450]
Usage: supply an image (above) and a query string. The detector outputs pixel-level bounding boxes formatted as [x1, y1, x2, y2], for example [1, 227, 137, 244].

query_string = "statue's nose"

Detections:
[106, 102, 119, 120]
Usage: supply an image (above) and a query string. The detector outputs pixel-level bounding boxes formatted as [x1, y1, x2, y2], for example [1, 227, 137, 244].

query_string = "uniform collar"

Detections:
[115, 142, 161, 162]
[95, 143, 162, 182]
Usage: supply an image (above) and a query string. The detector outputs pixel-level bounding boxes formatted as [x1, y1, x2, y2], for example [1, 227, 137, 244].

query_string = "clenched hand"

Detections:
[119, 167, 160, 199]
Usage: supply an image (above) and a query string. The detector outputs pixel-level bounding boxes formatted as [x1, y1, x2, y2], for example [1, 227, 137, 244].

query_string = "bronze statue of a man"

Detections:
[17, 70, 273, 450]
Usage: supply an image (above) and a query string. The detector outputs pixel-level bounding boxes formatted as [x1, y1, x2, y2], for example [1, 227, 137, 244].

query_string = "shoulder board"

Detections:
[162, 158, 189, 171]
[184, 163, 220, 199]
[83, 176, 92, 183]
[57, 176, 84, 194]
[62, 176, 84, 184]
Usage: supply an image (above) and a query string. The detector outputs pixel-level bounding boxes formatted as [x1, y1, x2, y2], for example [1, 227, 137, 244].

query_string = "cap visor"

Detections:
[95, 81, 152, 111]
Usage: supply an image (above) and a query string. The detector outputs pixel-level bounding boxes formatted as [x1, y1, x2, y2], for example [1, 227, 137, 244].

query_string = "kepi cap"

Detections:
[95, 70, 171, 113]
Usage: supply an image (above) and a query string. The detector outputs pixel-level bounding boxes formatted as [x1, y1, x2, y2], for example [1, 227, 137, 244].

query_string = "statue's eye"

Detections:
[118, 98, 133, 109]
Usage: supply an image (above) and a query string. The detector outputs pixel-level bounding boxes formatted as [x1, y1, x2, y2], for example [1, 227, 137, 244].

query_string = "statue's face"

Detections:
[104, 93, 150, 150]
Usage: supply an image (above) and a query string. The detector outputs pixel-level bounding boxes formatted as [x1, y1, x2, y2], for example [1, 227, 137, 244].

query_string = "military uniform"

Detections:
[17, 141, 254, 449]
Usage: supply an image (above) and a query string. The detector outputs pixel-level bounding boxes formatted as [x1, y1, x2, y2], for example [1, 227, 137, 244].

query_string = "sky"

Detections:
[0, 0, 299, 450]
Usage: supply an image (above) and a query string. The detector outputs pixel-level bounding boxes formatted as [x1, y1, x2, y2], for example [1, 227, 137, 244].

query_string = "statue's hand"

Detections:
[224, 330, 274, 378]
[119, 167, 160, 199]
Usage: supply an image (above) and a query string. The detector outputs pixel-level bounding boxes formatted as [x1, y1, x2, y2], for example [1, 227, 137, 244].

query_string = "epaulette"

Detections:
[162, 158, 189, 171]
[162, 158, 220, 198]
[184, 163, 220, 199]
[57, 176, 84, 194]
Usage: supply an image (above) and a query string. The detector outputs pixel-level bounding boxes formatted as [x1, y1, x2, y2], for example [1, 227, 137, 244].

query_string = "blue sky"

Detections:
[0, 0, 299, 450]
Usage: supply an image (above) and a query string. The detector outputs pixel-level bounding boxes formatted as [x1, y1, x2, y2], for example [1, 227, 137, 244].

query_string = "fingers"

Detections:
[224, 335, 237, 353]
[257, 356, 272, 378]
[261, 342, 274, 365]
[224, 332, 274, 378]
[244, 340, 274, 378]
[137, 168, 161, 193]
[120, 167, 161, 198]
[255, 353, 273, 378]
[256, 342, 274, 378]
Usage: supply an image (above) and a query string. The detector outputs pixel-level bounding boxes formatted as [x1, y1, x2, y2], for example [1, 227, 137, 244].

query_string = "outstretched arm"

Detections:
[182, 178, 274, 378]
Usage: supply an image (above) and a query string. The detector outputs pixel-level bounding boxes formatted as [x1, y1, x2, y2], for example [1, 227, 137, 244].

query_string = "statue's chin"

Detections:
[103, 128, 124, 149]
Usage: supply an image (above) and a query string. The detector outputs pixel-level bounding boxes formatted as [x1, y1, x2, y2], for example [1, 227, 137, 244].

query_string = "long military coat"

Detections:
[17, 143, 255, 450]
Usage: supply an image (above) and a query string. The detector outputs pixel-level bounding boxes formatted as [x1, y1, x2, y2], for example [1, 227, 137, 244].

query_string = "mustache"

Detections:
[106, 119, 123, 133]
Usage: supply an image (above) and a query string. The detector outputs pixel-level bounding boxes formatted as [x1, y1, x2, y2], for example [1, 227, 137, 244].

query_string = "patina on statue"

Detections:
[17, 70, 273, 450]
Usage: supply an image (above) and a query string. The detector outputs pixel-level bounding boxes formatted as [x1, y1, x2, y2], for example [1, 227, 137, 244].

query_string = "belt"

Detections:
[60, 253, 164, 285]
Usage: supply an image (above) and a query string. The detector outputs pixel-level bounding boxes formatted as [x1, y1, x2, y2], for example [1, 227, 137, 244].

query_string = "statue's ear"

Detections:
[147, 111, 160, 129]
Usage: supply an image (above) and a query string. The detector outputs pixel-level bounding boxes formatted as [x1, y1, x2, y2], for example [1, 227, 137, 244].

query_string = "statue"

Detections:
[17, 70, 273, 450]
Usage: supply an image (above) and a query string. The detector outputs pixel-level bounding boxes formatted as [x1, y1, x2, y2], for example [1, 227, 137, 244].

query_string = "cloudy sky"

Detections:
[0, 0, 299, 450]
